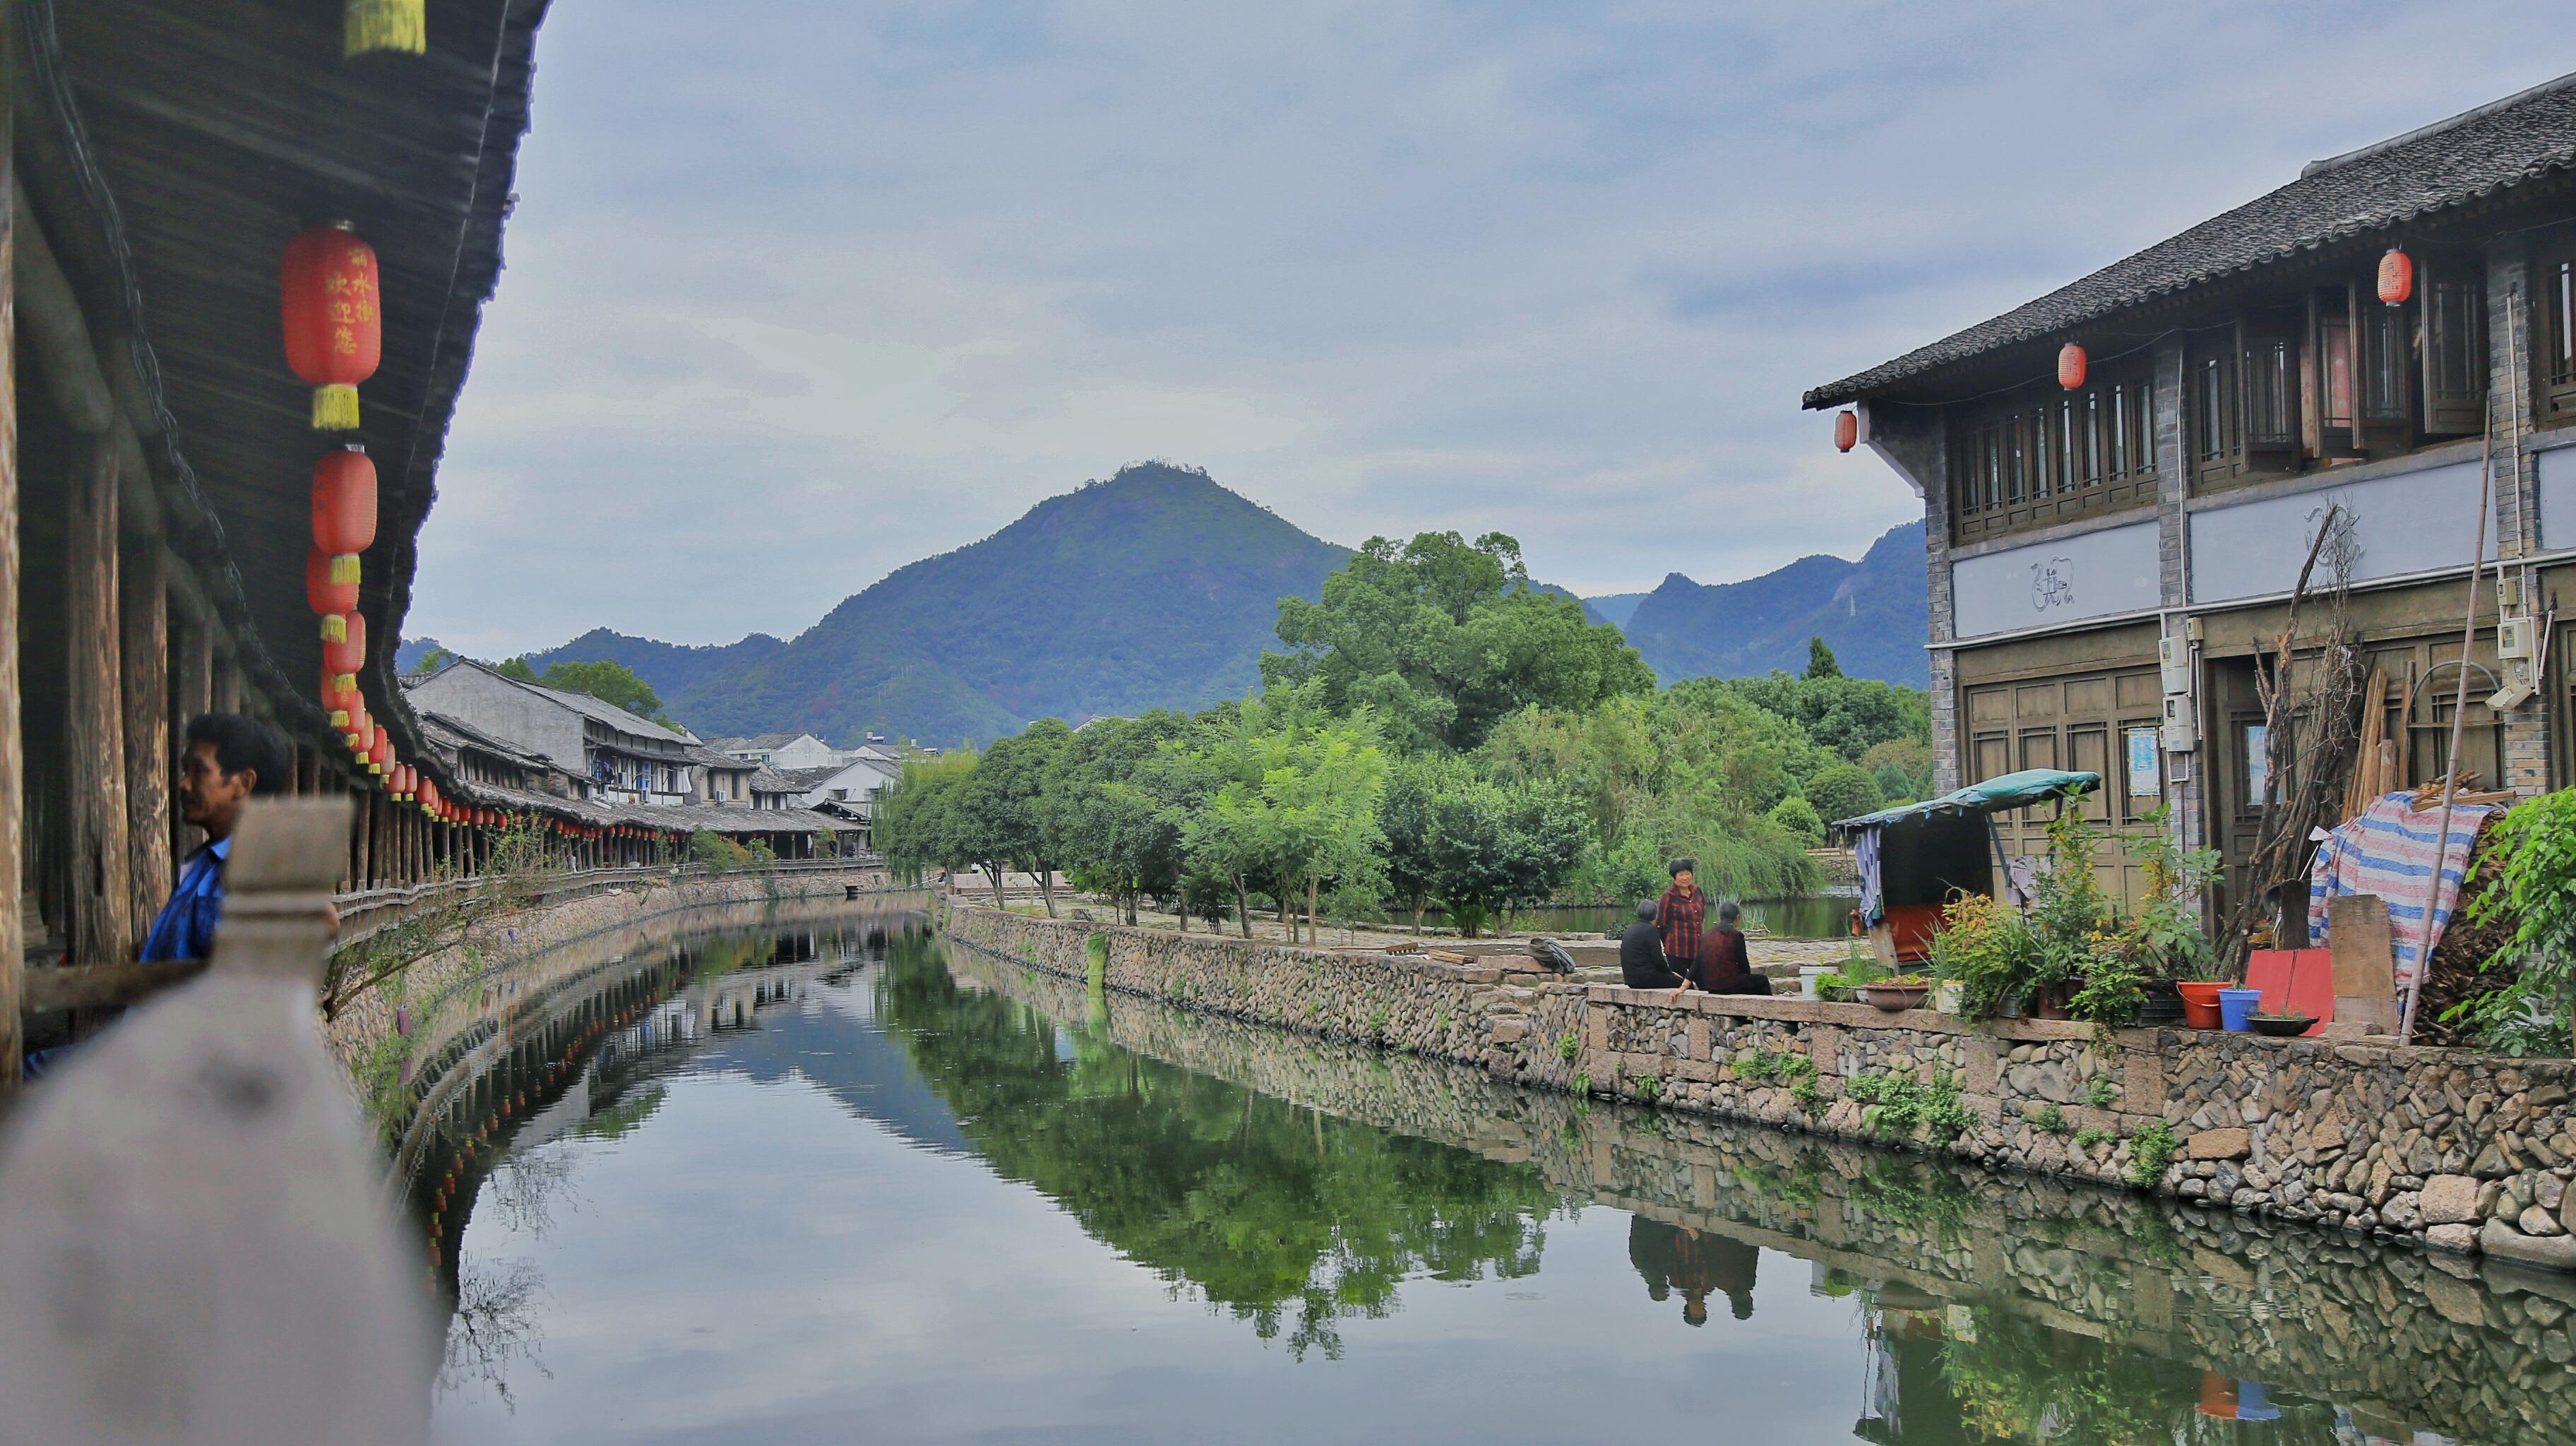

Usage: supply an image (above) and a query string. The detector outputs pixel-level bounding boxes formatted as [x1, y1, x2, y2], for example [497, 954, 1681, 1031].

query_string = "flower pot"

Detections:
[1933, 980, 1964, 1015]
[1858, 983, 1930, 1014]
[2219, 987, 2263, 1032]
[2249, 1012, 2314, 1038]
[2177, 981, 2226, 1029]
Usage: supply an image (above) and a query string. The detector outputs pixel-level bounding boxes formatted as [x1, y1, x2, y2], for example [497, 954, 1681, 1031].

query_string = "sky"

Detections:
[412, 1, 2576, 657]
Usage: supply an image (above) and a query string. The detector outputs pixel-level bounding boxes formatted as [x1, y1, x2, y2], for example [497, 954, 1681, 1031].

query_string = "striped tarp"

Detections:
[2306, 794, 2498, 985]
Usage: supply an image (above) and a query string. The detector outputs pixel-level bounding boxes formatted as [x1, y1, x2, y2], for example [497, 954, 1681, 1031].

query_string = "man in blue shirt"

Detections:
[27, 713, 287, 1077]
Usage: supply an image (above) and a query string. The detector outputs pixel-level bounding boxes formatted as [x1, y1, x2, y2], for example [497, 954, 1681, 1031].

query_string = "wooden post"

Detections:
[0, 798, 435, 1442]
[66, 434, 133, 967]
[0, 50, 21, 1092]
[212, 643, 242, 713]
[352, 788, 372, 891]
[119, 527, 170, 937]
[169, 578, 210, 861]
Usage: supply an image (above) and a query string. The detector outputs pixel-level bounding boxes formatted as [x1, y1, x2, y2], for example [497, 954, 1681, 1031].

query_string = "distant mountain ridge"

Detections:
[507, 467, 1926, 746]
[1616, 521, 1927, 686]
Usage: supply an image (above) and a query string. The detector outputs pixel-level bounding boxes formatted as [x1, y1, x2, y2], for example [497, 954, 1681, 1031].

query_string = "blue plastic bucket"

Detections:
[2219, 987, 2262, 1032]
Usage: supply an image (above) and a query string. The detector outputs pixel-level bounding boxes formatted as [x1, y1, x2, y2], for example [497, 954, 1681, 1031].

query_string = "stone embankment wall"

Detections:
[943, 901, 2576, 1272]
[952, 940, 2576, 1446]
[327, 866, 893, 1087]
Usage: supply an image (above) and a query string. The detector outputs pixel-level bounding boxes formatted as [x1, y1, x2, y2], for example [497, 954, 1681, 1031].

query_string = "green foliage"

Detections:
[1570, 1070, 1592, 1097]
[1263, 530, 1654, 753]
[1421, 777, 1590, 933]
[1766, 794, 1825, 847]
[2073, 1128, 2113, 1152]
[691, 831, 751, 870]
[2125, 1122, 2179, 1188]
[494, 655, 539, 683]
[1630, 1071, 1662, 1103]
[1932, 890, 2041, 1021]
[1804, 636, 1842, 679]
[2027, 1103, 2068, 1134]
[1859, 738, 1936, 800]
[530, 657, 673, 725]
[1803, 763, 1885, 825]
[2084, 1077, 2118, 1109]
[1685, 669, 1930, 765]
[410, 645, 460, 676]
[1787, 1071, 1823, 1110]
[1556, 1033, 1578, 1060]
[1844, 1067, 1972, 1143]
[2111, 805, 2226, 983]
[2453, 787, 2576, 1056]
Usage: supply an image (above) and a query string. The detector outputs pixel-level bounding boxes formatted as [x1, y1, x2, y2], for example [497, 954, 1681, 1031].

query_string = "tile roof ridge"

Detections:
[2302, 69, 2576, 179]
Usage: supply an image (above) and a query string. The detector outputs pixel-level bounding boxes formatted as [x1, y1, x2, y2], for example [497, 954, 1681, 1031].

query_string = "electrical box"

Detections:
[2498, 616, 2536, 662]
[2161, 695, 2198, 752]
[2498, 574, 2524, 611]
[2158, 637, 2193, 696]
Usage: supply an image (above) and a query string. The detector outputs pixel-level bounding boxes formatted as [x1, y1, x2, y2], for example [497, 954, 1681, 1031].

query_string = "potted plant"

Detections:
[2113, 808, 2229, 1027]
[1929, 890, 2040, 1022]
[1857, 974, 1933, 1012]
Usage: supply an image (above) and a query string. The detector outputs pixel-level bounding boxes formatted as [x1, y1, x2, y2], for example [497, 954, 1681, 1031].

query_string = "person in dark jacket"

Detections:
[1618, 898, 1686, 988]
[1690, 899, 1773, 996]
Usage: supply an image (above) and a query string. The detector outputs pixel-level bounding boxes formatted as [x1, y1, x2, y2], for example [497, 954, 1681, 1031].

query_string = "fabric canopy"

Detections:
[1830, 769, 2101, 834]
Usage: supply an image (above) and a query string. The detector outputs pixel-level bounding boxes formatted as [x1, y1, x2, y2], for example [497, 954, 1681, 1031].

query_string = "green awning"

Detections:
[1830, 769, 2101, 834]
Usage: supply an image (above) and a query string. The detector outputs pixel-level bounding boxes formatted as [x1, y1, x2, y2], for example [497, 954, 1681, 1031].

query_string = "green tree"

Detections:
[1806, 636, 1842, 679]
[1683, 671, 1928, 764]
[1044, 712, 1195, 926]
[1767, 795, 1826, 847]
[1263, 530, 1653, 752]
[1378, 754, 1472, 933]
[1804, 763, 1885, 825]
[1424, 779, 1590, 936]
[411, 646, 460, 676]
[1183, 686, 1388, 944]
[534, 659, 672, 727]
[976, 719, 1073, 916]
[873, 750, 986, 895]
[494, 656, 539, 683]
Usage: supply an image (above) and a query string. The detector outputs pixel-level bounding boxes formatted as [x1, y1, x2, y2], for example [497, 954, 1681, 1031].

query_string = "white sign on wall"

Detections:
[2188, 458, 2495, 605]
[2536, 444, 2576, 553]
[1950, 521, 2161, 639]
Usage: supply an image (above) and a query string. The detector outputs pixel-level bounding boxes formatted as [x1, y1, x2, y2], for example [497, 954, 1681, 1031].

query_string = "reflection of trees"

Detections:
[482, 1142, 586, 1241]
[875, 933, 1561, 1358]
[441, 1255, 551, 1411]
[574, 1082, 667, 1143]
[1928, 1305, 2335, 1446]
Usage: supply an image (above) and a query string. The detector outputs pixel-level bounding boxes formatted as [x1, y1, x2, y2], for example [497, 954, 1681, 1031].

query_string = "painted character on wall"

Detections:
[2029, 556, 2077, 612]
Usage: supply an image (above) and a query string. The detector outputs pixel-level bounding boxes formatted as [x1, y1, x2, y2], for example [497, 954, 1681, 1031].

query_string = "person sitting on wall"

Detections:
[1654, 857, 1703, 969]
[1618, 897, 1686, 989]
[1690, 900, 1773, 996]
[24, 712, 288, 1079]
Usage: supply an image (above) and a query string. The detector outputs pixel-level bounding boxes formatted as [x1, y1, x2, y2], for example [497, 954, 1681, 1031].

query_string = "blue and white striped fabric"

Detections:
[2306, 794, 2498, 985]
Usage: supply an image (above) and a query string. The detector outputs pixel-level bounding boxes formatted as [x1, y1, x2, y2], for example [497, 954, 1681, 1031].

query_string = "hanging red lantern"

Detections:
[1833, 410, 1857, 453]
[421, 777, 442, 816]
[323, 608, 366, 683]
[398, 764, 419, 801]
[2057, 343, 2087, 390]
[312, 446, 377, 587]
[321, 670, 359, 731]
[282, 223, 382, 431]
[369, 726, 391, 775]
[2378, 246, 2414, 306]
[307, 547, 359, 638]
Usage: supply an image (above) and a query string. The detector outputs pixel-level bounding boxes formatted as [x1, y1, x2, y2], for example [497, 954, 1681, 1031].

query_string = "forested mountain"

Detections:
[566, 463, 1353, 746]
[1617, 522, 1926, 687]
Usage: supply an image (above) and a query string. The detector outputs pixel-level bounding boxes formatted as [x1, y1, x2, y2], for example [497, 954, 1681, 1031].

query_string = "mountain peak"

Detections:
[1621, 521, 1925, 686]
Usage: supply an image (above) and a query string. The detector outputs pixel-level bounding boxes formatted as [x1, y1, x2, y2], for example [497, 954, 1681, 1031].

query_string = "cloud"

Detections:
[414, 0, 2576, 652]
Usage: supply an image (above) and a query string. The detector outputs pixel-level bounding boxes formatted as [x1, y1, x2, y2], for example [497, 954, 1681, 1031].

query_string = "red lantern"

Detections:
[312, 446, 377, 587]
[2057, 343, 2087, 390]
[321, 670, 359, 731]
[369, 726, 390, 775]
[2378, 247, 2414, 306]
[280, 223, 383, 431]
[398, 764, 418, 800]
[323, 608, 367, 683]
[344, 703, 369, 755]
[420, 777, 441, 815]
[307, 548, 359, 638]
[1833, 410, 1857, 453]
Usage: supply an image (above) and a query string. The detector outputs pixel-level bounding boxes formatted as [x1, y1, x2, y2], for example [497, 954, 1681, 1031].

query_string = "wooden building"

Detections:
[1806, 74, 2576, 913]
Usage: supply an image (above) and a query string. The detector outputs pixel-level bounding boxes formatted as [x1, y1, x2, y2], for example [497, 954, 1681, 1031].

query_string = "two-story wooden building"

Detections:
[1807, 73, 2576, 911]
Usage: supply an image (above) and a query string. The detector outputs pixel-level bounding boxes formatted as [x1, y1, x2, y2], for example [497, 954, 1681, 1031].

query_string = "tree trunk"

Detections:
[1123, 888, 1138, 928]
[1234, 876, 1251, 939]
[987, 862, 1006, 912]
[1036, 867, 1056, 918]
[67, 432, 133, 967]
[1277, 889, 1292, 943]
[1307, 876, 1319, 945]
[1412, 897, 1422, 935]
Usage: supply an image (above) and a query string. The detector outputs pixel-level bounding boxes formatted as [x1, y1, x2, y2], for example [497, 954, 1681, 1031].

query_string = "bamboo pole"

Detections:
[0, 56, 21, 1093]
[2398, 292, 2511, 1046]
[66, 432, 133, 969]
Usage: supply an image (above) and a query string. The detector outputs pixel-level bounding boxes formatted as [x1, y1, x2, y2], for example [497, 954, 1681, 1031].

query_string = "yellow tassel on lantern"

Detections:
[345, 0, 427, 59]
[330, 708, 350, 729]
[312, 383, 362, 431]
[321, 614, 348, 645]
[329, 554, 363, 585]
[329, 670, 356, 693]
[371, 762, 385, 776]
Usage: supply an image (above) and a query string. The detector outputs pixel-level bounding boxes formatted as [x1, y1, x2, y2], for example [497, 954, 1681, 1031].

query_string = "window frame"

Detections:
[1948, 363, 2159, 544]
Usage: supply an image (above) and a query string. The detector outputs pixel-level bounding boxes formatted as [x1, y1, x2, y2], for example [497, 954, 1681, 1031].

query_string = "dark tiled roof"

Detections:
[1803, 72, 2576, 408]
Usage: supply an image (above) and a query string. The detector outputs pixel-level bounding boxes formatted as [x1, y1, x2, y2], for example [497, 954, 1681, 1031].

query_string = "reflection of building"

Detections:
[1854, 1304, 1967, 1446]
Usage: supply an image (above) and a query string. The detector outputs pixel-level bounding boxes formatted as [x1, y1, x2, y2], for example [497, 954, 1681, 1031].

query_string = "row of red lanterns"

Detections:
[1832, 246, 2420, 454]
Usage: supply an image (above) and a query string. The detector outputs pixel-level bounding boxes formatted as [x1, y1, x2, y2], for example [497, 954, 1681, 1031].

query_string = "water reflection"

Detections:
[410, 907, 2565, 1445]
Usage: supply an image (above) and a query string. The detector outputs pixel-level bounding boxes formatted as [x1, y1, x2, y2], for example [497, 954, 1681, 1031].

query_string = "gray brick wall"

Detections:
[2152, 340, 2205, 852]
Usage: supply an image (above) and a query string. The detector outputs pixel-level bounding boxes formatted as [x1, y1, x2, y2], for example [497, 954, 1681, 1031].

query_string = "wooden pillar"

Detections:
[66, 434, 133, 967]
[0, 56, 23, 1091]
[352, 789, 372, 891]
[211, 647, 240, 714]
[119, 529, 169, 935]
[168, 584, 209, 861]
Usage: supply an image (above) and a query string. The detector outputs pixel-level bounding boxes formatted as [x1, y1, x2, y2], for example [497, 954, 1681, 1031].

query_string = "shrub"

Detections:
[2125, 1122, 2180, 1187]
[1767, 794, 1827, 847]
[1804, 764, 1885, 826]
[2027, 1103, 2068, 1134]
[1932, 890, 2041, 1021]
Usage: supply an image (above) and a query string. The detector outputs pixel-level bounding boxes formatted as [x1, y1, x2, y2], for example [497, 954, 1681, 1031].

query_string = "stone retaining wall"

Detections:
[943, 900, 2576, 1272]
[950, 938, 2576, 1446]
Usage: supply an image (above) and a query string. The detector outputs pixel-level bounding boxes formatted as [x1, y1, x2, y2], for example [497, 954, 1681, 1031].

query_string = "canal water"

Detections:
[415, 904, 2570, 1446]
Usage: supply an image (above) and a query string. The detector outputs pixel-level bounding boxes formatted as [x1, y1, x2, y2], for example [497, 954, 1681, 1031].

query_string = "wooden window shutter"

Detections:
[2241, 310, 2301, 465]
[2419, 249, 2488, 437]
